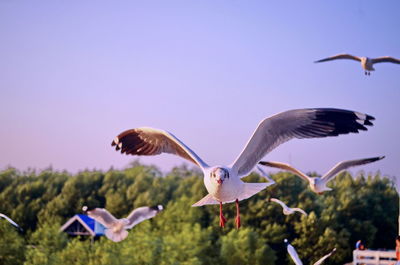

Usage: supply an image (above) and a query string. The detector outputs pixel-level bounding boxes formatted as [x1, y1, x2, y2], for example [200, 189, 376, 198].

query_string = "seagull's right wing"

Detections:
[0, 213, 21, 229]
[270, 198, 289, 211]
[321, 156, 385, 183]
[287, 243, 304, 265]
[313, 248, 336, 265]
[111, 127, 208, 170]
[125, 205, 163, 229]
[259, 161, 312, 183]
[86, 208, 118, 228]
[371, 56, 400, 64]
[315, 54, 361, 63]
[230, 108, 374, 178]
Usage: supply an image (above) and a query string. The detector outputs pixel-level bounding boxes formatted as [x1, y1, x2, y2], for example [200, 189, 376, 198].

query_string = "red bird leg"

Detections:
[235, 199, 241, 229]
[219, 201, 226, 228]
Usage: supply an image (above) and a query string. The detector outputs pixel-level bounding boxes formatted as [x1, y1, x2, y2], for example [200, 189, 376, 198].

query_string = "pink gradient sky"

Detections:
[0, 1, 399, 176]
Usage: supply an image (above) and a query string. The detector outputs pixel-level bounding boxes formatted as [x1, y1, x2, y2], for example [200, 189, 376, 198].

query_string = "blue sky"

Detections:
[0, 1, 399, 176]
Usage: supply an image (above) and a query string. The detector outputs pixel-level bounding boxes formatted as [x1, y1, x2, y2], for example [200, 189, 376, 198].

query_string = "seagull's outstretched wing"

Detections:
[0, 213, 21, 229]
[271, 198, 307, 216]
[230, 108, 374, 178]
[315, 54, 361, 63]
[292, 208, 308, 216]
[270, 198, 290, 211]
[285, 240, 303, 265]
[313, 248, 336, 265]
[86, 208, 119, 228]
[259, 161, 311, 183]
[371, 56, 400, 64]
[321, 156, 384, 183]
[111, 127, 208, 170]
[256, 165, 276, 184]
[125, 205, 163, 229]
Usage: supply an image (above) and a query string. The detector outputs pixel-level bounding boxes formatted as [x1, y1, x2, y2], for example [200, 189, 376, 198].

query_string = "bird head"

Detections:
[210, 167, 230, 186]
[284, 239, 289, 246]
[82, 205, 95, 213]
[151, 205, 164, 212]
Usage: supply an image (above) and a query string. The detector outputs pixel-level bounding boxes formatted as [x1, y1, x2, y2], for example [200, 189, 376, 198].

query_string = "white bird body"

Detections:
[270, 198, 307, 216]
[83, 205, 163, 242]
[203, 166, 241, 203]
[260, 156, 384, 194]
[112, 108, 374, 227]
[315, 54, 400, 75]
[360, 57, 375, 71]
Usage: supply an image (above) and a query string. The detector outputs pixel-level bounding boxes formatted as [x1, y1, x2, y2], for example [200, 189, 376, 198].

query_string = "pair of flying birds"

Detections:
[111, 108, 382, 229]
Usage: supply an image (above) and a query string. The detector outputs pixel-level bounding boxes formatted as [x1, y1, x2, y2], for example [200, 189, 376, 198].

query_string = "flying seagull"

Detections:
[0, 213, 22, 231]
[270, 198, 307, 216]
[259, 156, 384, 194]
[284, 239, 336, 265]
[256, 165, 276, 186]
[315, 54, 400, 75]
[83, 205, 163, 242]
[111, 108, 374, 228]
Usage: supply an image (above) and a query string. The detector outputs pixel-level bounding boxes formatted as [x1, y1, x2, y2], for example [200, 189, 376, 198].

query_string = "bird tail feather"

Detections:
[105, 229, 129, 242]
[192, 194, 219, 207]
[238, 183, 269, 201]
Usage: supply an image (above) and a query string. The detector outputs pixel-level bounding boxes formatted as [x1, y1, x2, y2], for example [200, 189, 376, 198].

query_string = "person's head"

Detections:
[396, 235, 400, 242]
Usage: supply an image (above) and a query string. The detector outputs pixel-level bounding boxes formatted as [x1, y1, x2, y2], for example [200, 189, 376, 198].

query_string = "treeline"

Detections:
[0, 162, 397, 265]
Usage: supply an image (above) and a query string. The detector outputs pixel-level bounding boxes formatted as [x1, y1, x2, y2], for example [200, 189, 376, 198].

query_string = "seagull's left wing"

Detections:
[124, 205, 163, 229]
[321, 156, 384, 183]
[230, 108, 375, 178]
[371, 56, 400, 64]
[313, 248, 336, 265]
[0, 213, 21, 229]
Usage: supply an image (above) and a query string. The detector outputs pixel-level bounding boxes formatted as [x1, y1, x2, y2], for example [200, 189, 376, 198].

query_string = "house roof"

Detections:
[60, 214, 105, 236]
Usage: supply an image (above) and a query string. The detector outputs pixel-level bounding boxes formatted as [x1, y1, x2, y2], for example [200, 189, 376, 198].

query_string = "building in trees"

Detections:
[60, 214, 105, 238]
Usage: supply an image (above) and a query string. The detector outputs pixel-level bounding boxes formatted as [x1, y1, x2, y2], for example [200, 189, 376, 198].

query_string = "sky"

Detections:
[0, 0, 399, 177]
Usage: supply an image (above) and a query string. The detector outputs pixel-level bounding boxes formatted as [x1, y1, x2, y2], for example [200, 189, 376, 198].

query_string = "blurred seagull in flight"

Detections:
[284, 239, 336, 265]
[270, 198, 307, 216]
[83, 205, 163, 242]
[0, 213, 22, 231]
[315, 54, 400, 75]
[111, 108, 374, 228]
[259, 156, 384, 194]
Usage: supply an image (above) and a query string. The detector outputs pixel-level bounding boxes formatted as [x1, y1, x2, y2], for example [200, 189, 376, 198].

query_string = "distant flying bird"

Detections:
[111, 108, 374, 228]
[284, 239, 336, 265]
[270, 198, 307, 216]
[315, 54, 400, 75]
[0, 213, 22, 231]
[83, 205, 163, 242]
[256, 165, 276, 186]
[259, 156, 384, 194]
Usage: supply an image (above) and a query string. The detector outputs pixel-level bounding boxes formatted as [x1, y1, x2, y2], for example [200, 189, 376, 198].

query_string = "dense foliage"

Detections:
[0, 163, 397, 265]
